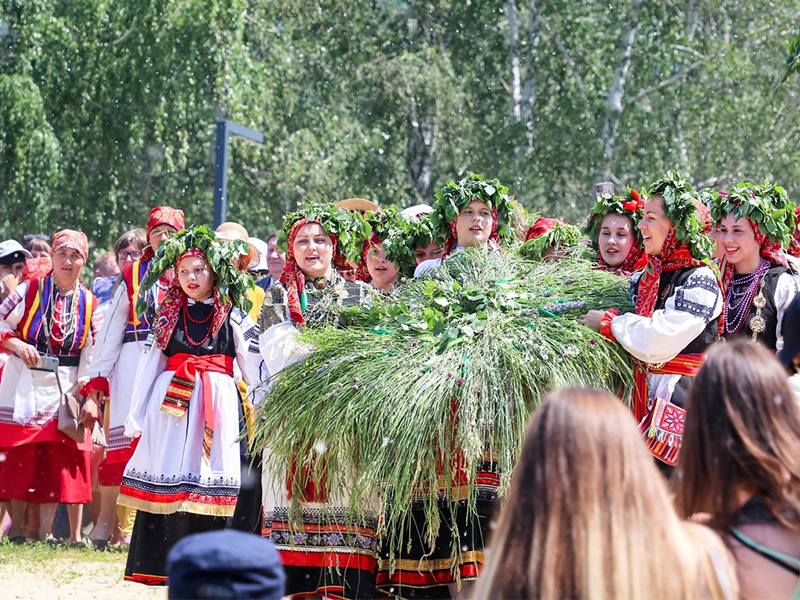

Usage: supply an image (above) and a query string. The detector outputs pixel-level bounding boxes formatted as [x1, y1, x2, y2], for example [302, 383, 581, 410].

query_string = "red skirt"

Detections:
[0, 442, 91, 503]
[98, 446, 135, 487]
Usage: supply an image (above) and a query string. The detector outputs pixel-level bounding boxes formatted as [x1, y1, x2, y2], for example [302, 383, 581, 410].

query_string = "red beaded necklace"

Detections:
[182, 297, 215, 347]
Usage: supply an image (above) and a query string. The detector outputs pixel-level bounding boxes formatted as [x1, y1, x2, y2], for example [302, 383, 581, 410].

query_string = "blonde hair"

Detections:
[474, 388, 737, 599]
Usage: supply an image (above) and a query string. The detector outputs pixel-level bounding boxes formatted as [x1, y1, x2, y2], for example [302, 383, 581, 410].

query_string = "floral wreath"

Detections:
[430, 172, 516, 252]
[648, 171, 715, 262]
[136, 225, 254, 317]
[583, 189, 645, 250]
[710, 181, 796, 249]
[277, 202, 370, 267]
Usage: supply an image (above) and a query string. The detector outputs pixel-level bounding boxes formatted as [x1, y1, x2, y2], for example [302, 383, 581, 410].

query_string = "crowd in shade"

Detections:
[1, 171, 800, 599]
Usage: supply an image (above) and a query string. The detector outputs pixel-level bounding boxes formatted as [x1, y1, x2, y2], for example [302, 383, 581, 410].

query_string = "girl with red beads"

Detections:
[117, 227, 260, 585]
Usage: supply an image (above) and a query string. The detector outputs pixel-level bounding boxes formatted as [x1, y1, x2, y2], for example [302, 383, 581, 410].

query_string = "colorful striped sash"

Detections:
[163, 353, 233, 463]
[632, 353, 704, 422]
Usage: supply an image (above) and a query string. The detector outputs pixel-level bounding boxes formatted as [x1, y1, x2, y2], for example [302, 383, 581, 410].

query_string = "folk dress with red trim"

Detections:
[0, 278, 100, 444]
[118, 299, 261, 517]
[258, 276, 379, 600]
[0, 278, 101, 502]
[85, 259, 172, 485]
[606, 267, 722, 464]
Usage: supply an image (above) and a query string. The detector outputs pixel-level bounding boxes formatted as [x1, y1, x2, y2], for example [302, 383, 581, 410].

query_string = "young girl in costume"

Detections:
[356, 209, 412, 293]
[118, 227, 260, 584]
[581, 172, 722, 467]
[0, 230, 102, 543]
[377, 174, 513, 599]
[81, 206, 184, 547]
[583, 189, 645, 275]
[258, 202, 376, 600]
[710, 183, 799, 349]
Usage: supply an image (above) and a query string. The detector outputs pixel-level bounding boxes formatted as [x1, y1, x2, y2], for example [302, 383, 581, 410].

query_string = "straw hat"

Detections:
[334, 198, 379, 213]
[215, 222, 259, 270]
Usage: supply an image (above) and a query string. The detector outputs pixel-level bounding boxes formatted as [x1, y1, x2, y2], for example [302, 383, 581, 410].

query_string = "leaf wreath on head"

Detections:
[379, 207, 435, 276]
[277, 201, 371, 266]
[710, 180, 797, 248]
[648, 170, 715, 262]
[519, 221, 587, 260]
[429, 172, 517, 249]
[136, 225, 255, 317]
[583, 188, 645, 250]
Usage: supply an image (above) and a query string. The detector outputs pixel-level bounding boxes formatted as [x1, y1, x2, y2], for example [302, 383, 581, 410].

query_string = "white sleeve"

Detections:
[231, 308, 261, 387]
[0, 281, 29, 337]
[78, 300, 108, 387]
[259, 321, 311, 377]
[87, 281, 131, 379]
[124, 335, 167, 438]
[611, 267, 722, 364]
[414, 258, 442, 278]
[775, 272, 800, 351]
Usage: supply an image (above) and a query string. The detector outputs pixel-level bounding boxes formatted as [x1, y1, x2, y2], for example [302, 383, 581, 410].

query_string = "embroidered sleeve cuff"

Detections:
[80, 377, 109, 398]
[600, 309, 620, 342]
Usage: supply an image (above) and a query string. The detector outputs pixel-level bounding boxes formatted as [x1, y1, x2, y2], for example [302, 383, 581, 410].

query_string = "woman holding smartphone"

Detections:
[0, 230, 102, 544]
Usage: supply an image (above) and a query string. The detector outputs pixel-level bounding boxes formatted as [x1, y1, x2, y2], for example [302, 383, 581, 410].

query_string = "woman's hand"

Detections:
[579, 310, 606, 332]
[86, 390, 105, 406]
[4, 338, 40, 368]
[79, 401, 100, 430]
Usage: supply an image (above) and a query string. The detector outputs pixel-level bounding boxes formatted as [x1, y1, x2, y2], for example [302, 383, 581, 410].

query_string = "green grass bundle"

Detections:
[251, 249, 634, 561]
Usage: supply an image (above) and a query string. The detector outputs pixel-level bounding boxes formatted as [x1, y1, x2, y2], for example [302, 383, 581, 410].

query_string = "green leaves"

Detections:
[710, 181, 797, 248]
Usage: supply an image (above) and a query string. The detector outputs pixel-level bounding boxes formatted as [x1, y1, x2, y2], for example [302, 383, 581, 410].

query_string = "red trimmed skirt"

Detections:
[0, 442, 91, 503]
[98, 446, 135, 487]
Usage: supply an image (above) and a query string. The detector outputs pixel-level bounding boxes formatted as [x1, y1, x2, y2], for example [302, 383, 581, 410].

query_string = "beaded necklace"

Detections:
[723, 258, 770, 335]
[40, 280, 80, 349]
[182, 297, 215, 347]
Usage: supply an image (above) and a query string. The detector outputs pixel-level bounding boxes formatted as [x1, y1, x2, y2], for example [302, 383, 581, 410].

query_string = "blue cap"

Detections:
[167, 530, 285, 599]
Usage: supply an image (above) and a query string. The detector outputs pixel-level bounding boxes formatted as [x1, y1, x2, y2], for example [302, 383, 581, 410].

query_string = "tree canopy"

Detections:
[2, 0, 799, 253]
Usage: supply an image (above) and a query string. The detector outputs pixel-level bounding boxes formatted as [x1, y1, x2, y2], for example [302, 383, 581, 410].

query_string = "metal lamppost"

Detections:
[212, 120, 264, 227]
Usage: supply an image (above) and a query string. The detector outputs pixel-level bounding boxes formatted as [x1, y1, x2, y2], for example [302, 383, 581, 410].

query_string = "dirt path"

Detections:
[0, 545, 164, 600]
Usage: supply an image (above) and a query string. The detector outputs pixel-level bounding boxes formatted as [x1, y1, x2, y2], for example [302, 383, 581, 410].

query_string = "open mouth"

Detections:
[469, 227, 484, 234]
[187, 284, 200, 290]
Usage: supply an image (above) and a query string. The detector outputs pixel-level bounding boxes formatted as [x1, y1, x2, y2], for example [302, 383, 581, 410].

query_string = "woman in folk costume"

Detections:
[258, 202, 375, 600]
[583, 189, 645, 276]
[118, 227, 260, 585]
[80, 206, 184, 547]
[376, 175, 514, 600]
[415, 173, 515, 278]
[581, 172, 722, 467]
[0, 230, 101, 543]
[711, 183, 799, 348]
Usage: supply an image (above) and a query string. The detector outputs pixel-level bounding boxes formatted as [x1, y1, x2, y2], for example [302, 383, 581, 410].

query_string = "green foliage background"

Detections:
[2, 0, 799, 252]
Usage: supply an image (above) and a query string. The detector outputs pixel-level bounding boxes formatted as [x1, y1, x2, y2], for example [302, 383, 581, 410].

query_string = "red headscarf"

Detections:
[143, 206, 186, 260]
[442, 203, 502, 257]
[51, 229, 88, 262]
[717, 191, 789, 294]
[355, 232, 382, 284]
[525, 217, 567, 241]
[153, 247, 231, 350]
[635, 199, 711, 318]
[280, 219, 351, 326]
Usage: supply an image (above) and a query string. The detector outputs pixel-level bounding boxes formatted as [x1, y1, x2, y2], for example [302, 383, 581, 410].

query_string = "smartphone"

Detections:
[594, 182, 614, 199]
[31, 354, 59, 373]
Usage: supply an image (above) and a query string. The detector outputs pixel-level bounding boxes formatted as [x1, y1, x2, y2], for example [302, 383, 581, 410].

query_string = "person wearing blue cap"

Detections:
[167, 529, 286, 599]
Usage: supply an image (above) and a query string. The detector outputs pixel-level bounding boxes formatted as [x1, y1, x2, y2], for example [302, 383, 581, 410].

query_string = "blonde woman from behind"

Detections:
[474, 388, 737, 599]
